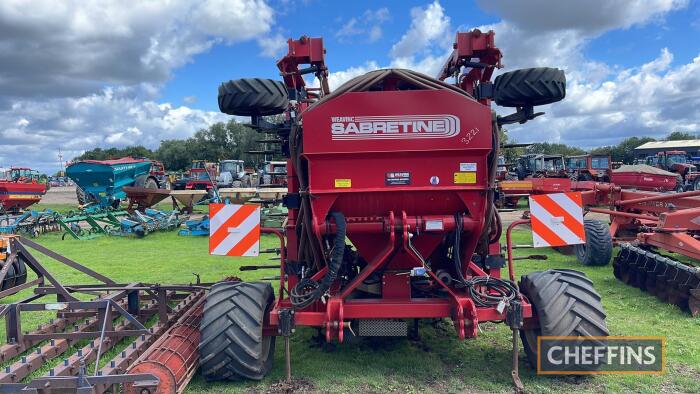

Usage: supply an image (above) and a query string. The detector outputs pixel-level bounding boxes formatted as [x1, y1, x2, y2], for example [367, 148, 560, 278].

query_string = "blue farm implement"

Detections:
[67, 157, 165, 209]
[0, 210, 60, 237]
[109, 209, 188, 238]
[179, 215, 210, 236]
[179, 187, 288, 237]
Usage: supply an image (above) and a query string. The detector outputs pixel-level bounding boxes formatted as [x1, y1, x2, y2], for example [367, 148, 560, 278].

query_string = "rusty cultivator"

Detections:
[0, 234, 213, 393]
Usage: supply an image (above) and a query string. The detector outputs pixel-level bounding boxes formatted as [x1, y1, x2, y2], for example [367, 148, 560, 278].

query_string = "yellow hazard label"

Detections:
[454, 172, 476, 184]
[7, 195, 39, 200]
[334, 179, 352, 188]
[499, 180, 533, 190]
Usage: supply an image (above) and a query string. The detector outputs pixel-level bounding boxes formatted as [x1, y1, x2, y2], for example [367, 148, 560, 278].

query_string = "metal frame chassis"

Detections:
[262, 222, 535, 342]
[580, 185, 700, 260]
[0, 235, 209, 391]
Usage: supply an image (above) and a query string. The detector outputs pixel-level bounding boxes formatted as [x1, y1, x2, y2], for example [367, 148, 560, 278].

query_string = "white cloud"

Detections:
[257, 33, 288, 58]
[321, 0, 451, 87]
[0, 0, 275, 97]
[476, 0, 687, 34]
[321, 0, 696, 151]
[336, 8, 390, 43]
[0, 86, 227, 172]
[324, 61, 381, 90]
[337, 18, 362, 39]
[183, 95, 198, 104]
[0, 0, 275, 171]
[472, 0, 694, 147]
[191, 0, 273, 40]
[390, 1, 450, 58]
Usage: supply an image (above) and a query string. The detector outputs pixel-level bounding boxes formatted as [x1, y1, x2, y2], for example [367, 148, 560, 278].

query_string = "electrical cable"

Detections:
[453, 213, 517, 308]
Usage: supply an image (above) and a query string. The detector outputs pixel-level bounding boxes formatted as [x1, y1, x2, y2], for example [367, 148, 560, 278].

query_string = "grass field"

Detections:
[1, 206, 699, 393]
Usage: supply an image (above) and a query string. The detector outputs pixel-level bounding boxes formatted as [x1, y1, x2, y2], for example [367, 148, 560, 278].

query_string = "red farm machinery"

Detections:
[208, 30, 608, 389]
[0, 168, 47, 213]
[572, 183, 700, 315]
[0, 30, 611, 393]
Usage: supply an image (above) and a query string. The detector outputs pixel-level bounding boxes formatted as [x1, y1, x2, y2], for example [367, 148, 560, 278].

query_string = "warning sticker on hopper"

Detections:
[385, 171, 411, 186]
[335, 179, 352, 188]
[454, 172, 476, 184]
[460, 162, 477, 172]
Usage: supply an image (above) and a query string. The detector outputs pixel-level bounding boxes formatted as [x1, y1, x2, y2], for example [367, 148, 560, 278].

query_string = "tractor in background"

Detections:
[566, 154, 612, 182]
[513, 153, 567, 180]
[0, 167, 47, 212]
[646, 150, 699, 190]
[216, 159, 255, 188]
[172, 160, 217, 192]
[258, 160, 287, 187]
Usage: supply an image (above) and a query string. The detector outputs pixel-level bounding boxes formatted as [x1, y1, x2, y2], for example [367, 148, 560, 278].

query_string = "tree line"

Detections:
[76, 121, 696, 171]
[75, 120, 272, 171]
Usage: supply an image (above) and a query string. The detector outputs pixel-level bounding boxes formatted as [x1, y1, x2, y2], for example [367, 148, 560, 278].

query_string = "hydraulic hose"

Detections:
[290, 212, 346, 309]
[319, 212, 346, 292]
[289, 68, 504, 307]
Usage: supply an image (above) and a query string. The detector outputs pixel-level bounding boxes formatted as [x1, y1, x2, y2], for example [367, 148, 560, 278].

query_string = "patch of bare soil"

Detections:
[257, 378, 315, 394]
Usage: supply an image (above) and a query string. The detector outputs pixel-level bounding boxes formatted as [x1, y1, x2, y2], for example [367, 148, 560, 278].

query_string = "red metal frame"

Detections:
[437, 29, 502, 100]
[580, 183, 700, 260]
[261, 30, 536, 343]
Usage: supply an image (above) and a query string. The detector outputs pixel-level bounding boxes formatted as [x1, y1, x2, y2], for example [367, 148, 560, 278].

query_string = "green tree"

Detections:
[155, 139, 194, 171]
[591, 136, 656, 164]
[666, 131, 696, 141]
[525, 142, 585, 156]
[498, 128, 525, 163]
[76, 146, 154, 161]
[71, 120, 280, 171]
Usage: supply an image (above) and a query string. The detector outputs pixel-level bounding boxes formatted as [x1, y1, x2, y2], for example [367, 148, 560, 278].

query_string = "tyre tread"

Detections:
[200, 282, 275, 381]
[520, 269, 609, 368]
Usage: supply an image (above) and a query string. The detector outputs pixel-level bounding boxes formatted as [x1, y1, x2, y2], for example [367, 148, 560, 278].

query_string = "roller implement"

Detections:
[205, 30, 608, 390]
[0, 234, 218, 393]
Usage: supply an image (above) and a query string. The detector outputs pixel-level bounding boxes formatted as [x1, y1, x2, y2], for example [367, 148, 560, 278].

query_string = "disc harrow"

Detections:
[614, 243, 700, 315]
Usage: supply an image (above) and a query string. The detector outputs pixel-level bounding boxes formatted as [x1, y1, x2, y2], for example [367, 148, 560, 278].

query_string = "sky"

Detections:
[1, 0, 699, 173]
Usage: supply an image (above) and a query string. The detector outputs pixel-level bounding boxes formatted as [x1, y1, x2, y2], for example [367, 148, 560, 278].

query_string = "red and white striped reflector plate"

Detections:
[528, 192, 585, 248]
[209, 204, 261, 256]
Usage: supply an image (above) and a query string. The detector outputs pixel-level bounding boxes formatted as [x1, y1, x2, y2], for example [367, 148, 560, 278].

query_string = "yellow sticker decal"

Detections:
[454, 172, 476, 184]
[334, 179, 352, 188]
[7, 195, 39, 200]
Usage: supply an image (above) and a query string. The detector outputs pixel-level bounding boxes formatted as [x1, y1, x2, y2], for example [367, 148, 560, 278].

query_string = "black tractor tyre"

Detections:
[200, 282, 276, 381]
[1, 255, 27, 291]
[674, 176, 684, 193]
[520, 269, 609, 368]
[494, 67, 566, 107]
[574, 220, 613, 266]
[133, 175, 147, 188]
[144, 177, 158, 189]
[218, 78, 288, 116]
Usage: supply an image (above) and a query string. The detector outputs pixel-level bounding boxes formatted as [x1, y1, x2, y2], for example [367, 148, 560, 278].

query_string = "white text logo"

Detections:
[330, 115, 460, 140]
